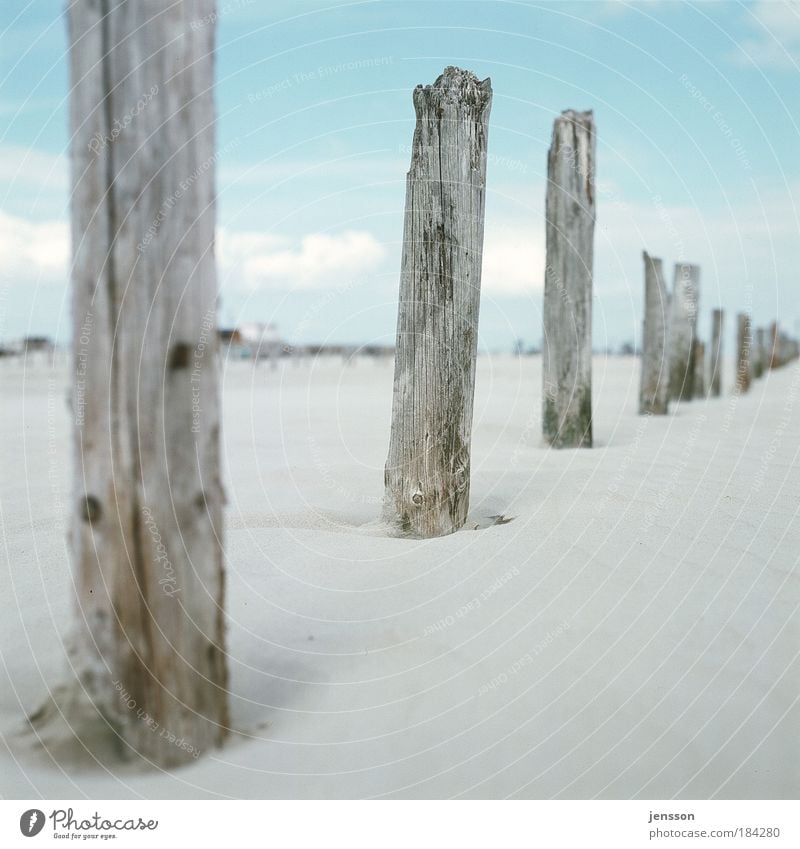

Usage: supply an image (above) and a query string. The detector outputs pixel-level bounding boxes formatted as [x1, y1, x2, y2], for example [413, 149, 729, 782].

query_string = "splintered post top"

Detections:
[412, 65, 492, 113]
[558, 108, 594, 126]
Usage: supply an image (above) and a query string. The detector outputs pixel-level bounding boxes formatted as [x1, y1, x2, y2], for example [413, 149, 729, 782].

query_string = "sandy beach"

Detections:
[1, 353, 797, 799]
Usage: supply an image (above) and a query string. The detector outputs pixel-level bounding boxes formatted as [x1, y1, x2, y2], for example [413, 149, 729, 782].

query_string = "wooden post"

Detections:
[692, 340, 706, 398]
[542, 110, 596, 447]
[32, 0, 228, 767]
[709, 309, 724, 397]
[668, 263, 700, 401]
[736, 313, 752, 393]
[383, 67, 492, 538]
[753, 327, 765, 379]
[769, 321, 779, 369]
[639, 251, 669, 414]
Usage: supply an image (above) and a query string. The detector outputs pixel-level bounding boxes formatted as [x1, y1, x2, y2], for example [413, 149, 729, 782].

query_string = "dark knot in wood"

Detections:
[81, 495, 101, 523]
[169, 342, 191, 370]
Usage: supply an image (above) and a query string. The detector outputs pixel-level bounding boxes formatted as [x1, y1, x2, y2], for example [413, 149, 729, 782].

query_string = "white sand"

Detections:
[1, 353, 798, 798]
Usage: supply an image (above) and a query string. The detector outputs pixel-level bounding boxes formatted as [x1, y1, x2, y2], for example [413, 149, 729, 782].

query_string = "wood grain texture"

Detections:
[737, 313, 752, 393]
[639, 251, 669, 415]
[384, 66, 492, 538]
[668, 263, 700, 401]
[35, 0, 228, 767]
[542, 110, 596, 447]
[709, 309, 724, 397]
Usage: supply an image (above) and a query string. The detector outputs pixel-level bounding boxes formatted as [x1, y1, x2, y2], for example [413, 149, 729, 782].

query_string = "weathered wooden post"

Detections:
[33, 0, 228, 766]
[753, 327, 765, 379]
[709, 309, 724, 397]
[639, 251, 670, 414]
[692, 340, 706, 398]
[668, 263, 700, 401]
[384, 66, 492, 538]
[542, 110, 596, 446]
[736, 313, 752, 393]
[769, 321, 779, 369]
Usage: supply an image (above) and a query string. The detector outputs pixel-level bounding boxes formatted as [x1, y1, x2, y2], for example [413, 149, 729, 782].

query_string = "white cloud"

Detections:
[0, 209, 388, 294]
[3, 177, 797, 350]
[0, 209, 69, 282]
[481, 223, 545, 295]
[732, 0, 800, 70]
[218, 228, 386, 290]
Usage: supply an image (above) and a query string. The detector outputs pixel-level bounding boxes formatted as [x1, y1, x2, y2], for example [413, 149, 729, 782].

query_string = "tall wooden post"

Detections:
[668, 263, 700, 401]
[33, 0, 228, 767]
[709, 309, 724, 397]
[542, 110, 596, 447]
[693, 340, 706, 398]
[736, 313, 752, 393]
[384, 67, 492, 538]
[639, 251, 669, 414]
[753, 327, 765, 379]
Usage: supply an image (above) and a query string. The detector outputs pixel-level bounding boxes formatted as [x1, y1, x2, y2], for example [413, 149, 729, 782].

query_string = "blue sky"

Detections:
[1, 0, 799, 352]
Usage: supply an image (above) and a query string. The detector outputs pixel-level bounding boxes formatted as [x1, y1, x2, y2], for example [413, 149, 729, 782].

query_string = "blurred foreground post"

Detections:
[639, 251, 669, 414]
[668, 263, 700, 401]
[542, 110, 596, 446]
[32, 0, 228, 767]
[710, 309, 724, 397]
[693, 340, 706, 398]
[736, 313, 752, 393]
[384, 67, 492, 538]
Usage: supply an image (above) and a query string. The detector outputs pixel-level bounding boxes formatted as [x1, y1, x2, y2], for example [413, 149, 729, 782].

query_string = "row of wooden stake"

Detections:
[640, 255, 798, 417]
[382, 66, 799, 542]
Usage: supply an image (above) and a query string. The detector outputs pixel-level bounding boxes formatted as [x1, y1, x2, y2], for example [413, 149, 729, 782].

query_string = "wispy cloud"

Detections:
[0, 97, 64, 118]
[732, 0, 800, 70]
[0, 146, 67, 196]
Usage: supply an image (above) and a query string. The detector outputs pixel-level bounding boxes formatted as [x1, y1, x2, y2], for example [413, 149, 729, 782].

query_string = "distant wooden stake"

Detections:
[639, 251, 670, 415]
[668, 263, 700, 401]
[736, 313, 752, 392]
[753, 327, 765, 379]
[693, 340, 706, 398]
[384, 66, 492, 538]
[709, 309, 724, 396]
[769, 321, 780, 369]
[31, 0, 228, 767]
[542, 110, 596, 447]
